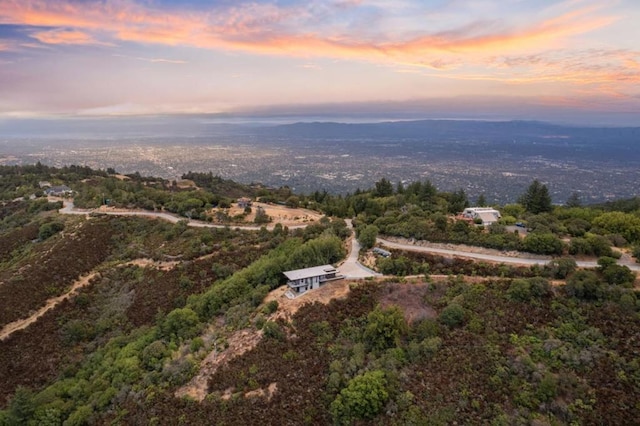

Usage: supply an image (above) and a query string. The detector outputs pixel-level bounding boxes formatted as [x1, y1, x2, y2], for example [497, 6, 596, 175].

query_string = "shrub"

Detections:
[507, 279, 532, 302]
[364, 305, 408, 351]
[263, 300, 279, 315]
[38, 221, 64, 240]
[507, 277, 551, 303]
[262, 321, 285, 340]
[522, 233, 564, 255]
[330, 370, 389, 423]
[545, 258, 577, 279]
[440, 303, 465, 327]
[564, 270, 604, 300]
[160, 308, 201, 341]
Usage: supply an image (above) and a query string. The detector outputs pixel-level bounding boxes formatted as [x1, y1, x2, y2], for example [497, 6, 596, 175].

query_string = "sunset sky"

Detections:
[0, 0, 639, 124]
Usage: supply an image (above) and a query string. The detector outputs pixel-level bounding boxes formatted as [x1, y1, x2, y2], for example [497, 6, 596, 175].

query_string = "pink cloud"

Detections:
[0, 0, 616, 58]
[30, 28, 106, 45]
[0, 0, 635, 100]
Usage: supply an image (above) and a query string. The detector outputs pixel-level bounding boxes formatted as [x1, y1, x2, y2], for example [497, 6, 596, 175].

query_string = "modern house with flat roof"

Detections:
[283, 265, 344, 294]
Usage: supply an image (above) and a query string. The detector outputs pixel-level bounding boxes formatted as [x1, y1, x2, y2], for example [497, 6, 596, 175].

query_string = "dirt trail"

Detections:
[176, 278, 354, 402]
[0, 272, 99, 341]
[175, 328, 263, 401]
[125, 258, 180, 271]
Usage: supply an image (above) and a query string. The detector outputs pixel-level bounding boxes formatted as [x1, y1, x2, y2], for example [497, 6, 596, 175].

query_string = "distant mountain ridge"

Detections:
[264, 119, 640, 143]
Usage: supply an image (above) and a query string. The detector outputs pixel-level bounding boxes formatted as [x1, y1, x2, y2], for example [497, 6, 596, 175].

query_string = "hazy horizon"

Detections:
[1, 1, 639, 123]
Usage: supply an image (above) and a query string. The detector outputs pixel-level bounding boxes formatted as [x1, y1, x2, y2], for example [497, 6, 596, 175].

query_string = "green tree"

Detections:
[545, 257, 577, 279]
[285, 195, 300, 208]
[522, 233, 564, 255]
[565, 270, 604, 300]
[6, 386, 35, 424]
[38, 221, 64, 240]
[477, 193, 487, 207]
[330, 370, 389, 423]
[593, 211, 640, 244]
[358, 224, 379, 250]
[254, 206, 271, 224]
[440, 303, 465, 327]
[519, 179, 553, 214]
[364, 305, 407, 351]
[374, 178, 394, 197]
[160, 308, 200, 341]
[447, 188, 469, 214]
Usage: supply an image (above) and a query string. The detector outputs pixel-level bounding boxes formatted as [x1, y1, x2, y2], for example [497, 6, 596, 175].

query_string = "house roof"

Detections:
[477, 211, 500, 223]
[45, 185, 72, 193]
[283, 265, 337, 281]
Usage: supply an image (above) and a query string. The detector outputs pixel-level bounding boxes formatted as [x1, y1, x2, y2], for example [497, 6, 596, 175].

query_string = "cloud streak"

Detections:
[0, 0, 617, 60]
[30, 28, 108, 45]
[0, 0, 637, 119]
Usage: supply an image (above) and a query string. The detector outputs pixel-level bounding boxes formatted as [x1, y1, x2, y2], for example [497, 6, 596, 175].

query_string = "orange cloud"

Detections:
[30, 28, 105, 45]
[0, 0, 616, 58]
[1, 0, 634, 97]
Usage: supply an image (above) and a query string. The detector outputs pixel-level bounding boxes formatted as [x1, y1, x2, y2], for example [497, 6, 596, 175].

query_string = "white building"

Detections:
[283, 265, 344, 294]
[462, 207, 501, 226]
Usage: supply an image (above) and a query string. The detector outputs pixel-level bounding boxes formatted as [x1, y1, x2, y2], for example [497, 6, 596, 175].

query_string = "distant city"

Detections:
[1, 119, 639, 204]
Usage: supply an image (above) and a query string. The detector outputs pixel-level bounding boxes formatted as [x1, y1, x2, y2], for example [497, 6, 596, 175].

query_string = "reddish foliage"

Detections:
[127, 248, 269, 327]
[0, 218, 115, 328]
[0, 297, 85, 407]
[118, 284, 382, 425]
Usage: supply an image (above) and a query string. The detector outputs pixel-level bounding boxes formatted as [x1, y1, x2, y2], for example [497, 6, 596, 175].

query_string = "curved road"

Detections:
[60, 200, 306, 230]
[59, 201, 379, 277]
[338, 220, 381, 279]
[377, 237, 640, 272]
[59, 201, 639, 274]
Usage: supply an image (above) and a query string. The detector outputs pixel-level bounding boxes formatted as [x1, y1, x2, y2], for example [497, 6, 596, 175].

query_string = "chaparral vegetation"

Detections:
[0, 165, 638, 425]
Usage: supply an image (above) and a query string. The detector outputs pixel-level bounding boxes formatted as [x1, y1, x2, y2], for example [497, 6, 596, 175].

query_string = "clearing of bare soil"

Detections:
[221, 202, 323, 227]
[175, 327, 263, 402]
[125, 258, 180, 271]
[265, 278, 354, 320]
[0, 272, 99, 341]
[378, 282, 437, 323]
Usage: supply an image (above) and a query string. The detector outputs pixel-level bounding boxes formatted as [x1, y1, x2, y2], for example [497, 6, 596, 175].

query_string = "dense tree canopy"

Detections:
[519, 179, 553, 214]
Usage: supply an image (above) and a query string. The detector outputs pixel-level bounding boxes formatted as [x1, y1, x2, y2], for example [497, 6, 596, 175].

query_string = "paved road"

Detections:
[377, 238, 640, 272]
[339, 229, 381, 279]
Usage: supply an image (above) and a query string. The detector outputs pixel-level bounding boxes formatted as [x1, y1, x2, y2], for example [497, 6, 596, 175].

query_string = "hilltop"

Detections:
[0, 165, 638, 425]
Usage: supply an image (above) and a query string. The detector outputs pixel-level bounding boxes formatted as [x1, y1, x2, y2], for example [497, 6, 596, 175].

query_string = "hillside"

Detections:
[0, 166, 638, 425]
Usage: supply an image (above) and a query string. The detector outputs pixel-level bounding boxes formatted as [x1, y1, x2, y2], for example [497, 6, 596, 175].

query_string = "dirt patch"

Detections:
[216, 202, 323, 228]
[175, 328, 263, 402]
[244, 382, 278, 400]
[125, 258, 179, 271]
[265, 278, 352, 321]
[378, 282, 437, 323]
